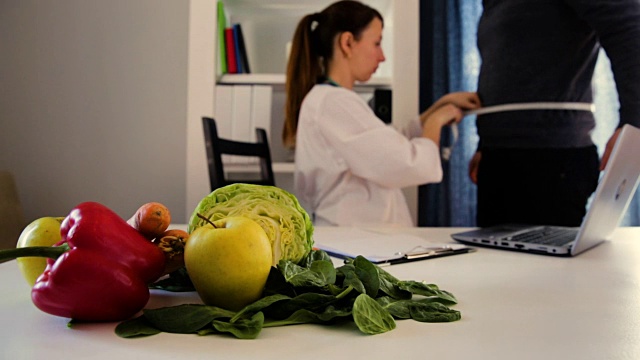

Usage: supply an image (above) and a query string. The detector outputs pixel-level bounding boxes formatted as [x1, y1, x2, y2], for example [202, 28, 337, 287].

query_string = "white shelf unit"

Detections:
[213, 0, 419, 118]
[186, 0, 420, 220]
[225, 161, 295, 173]
[218, 73, 392, 88]
[215, 1, 395, 77]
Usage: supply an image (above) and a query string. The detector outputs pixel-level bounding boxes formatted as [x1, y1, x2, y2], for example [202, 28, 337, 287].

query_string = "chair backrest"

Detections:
[202, 117, 276, 191]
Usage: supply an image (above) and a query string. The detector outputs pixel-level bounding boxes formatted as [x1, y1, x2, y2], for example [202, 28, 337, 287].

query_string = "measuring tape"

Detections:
[441, 102, 596, 161]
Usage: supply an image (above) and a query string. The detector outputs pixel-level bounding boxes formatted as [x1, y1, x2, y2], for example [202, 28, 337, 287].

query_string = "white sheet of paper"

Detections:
[313, 227, 468, 263]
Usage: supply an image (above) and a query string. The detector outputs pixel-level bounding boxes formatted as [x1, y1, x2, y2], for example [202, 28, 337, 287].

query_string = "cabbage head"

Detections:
[188, 183, 314, 265]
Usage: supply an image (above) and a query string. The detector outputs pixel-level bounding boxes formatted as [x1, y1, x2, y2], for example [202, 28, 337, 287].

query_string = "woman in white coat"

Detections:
[283, 0, 480, 227]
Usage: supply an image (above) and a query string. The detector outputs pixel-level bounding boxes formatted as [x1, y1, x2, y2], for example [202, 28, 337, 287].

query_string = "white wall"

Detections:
[0, 0, 190, 222]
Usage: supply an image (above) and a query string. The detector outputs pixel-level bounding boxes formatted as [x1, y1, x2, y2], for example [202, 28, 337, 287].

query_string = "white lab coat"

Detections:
[294, 85, 443, 227]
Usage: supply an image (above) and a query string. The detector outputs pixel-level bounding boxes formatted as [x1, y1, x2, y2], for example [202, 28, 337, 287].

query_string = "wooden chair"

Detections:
[202, 117, 276, 191]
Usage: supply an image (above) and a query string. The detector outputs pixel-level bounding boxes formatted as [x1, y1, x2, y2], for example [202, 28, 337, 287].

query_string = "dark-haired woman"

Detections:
[283, 0, 480, 226]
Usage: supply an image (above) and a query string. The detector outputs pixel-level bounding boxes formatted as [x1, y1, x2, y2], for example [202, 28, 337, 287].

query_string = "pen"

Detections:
[403, 246, 475, 260]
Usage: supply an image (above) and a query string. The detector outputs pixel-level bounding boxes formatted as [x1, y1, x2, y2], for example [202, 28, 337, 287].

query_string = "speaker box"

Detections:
[369, 88, 392, 124]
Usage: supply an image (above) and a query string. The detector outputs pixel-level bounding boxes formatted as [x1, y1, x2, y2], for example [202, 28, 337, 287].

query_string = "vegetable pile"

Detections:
[115, 249, 460, 339]
[1, 202, 168, 321]
[2, 183, 462, 339]
[1, 201, 188, 322]
[188, 184, 314, 266]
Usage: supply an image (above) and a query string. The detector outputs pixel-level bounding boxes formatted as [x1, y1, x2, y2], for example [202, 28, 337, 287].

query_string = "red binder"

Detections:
[224, 28, 238, 74]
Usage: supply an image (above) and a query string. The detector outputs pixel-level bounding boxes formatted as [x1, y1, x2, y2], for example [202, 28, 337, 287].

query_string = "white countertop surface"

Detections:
[1, 226, 639, 360]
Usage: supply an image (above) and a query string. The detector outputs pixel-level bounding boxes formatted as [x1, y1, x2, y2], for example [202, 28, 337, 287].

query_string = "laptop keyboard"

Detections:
[509, 227, 578, 246]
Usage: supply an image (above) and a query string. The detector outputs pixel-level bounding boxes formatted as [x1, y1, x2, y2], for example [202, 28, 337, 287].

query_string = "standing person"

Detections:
[470, 0, 640, 227]
[283, 0, 480, 227]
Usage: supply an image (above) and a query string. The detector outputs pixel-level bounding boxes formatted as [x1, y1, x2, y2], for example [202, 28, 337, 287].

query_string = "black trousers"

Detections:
[476, 146, 600, 227]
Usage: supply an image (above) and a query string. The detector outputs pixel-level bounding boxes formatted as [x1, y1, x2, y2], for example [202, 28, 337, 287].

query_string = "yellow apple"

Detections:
[16, 217, 65, 286]
[184, 216, 273, 311]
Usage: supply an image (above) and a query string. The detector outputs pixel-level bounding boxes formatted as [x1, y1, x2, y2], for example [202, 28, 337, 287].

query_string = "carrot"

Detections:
[128, 202, 171, 240]
[154, 229, 188, 275]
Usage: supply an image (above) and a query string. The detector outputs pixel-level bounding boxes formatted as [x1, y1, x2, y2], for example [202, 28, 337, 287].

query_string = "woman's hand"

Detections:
[468, 151, 481, 184]
[438, 91, 481, 110]
[420, 92, 481, 125]
[421, 103, 463, 145]
[600, 127, 621, 171]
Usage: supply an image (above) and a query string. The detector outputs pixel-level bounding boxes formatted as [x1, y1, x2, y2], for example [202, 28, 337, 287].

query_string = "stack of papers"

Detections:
[313, 227, 474, 266]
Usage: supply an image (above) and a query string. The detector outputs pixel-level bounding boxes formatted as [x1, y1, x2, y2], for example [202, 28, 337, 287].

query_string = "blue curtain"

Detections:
[418, 0, 640, 226]
[418, 0, 482, 226]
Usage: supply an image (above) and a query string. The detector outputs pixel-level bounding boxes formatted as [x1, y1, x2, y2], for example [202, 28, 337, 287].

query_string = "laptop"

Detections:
[451, 124, 640, 256]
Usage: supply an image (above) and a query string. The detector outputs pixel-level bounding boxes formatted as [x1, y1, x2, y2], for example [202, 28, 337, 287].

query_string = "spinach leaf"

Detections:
[213, 312, 265, 339]
[299, 249, 333, 267]
[409, 301, 461, 322]
[310, 260, 337, 285]
[377, 268, 412, 300]
[230, 294, 290, 323]
[376, 297, 413, 319]
[266, 292, 339, 319]
[143, 304, 234, 333]
[376, 297, 461, 322]
[335, 285, 354, 300]
[352, 256, 380, 298]
[352, 294, 396, 335]
[197, 328, 217, 336]
[264, 305, 353, 327]
[115, 316, 162, 338]
[278, 260, 335, 288]
[398, 281, 458, 305]
[337, 264, 367, 294]
[327, 283, 350, 296]
[149, 267, 195, 292]
[263, 266, 296, 297]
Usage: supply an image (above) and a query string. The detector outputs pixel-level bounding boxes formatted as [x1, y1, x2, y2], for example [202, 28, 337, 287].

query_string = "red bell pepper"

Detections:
[3, 202, 167, 322]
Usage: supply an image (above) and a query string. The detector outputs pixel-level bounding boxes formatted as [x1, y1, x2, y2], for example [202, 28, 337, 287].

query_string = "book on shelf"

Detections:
[222, 24, 250, 75]
[217, 1, 251, 75]
[224, 28, 238, 74]
[216, 1, 227, 74]
[232, 24, 243, 73]
[233, 23, 251, 74]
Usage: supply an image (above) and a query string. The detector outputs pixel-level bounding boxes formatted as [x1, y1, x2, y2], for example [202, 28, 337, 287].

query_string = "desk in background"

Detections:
[1, 227, 639, 360]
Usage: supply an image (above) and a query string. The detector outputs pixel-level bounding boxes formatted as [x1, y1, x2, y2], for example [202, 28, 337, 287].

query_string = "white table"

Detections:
[1, 227, 639, 360]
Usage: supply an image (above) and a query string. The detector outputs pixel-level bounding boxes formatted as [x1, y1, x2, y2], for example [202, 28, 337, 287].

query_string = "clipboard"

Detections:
[313, 227, 475, 266]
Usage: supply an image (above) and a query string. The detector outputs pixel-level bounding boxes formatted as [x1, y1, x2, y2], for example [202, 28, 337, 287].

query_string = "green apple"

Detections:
[16, 216, 65, 286]
[184, 216, 273, 311]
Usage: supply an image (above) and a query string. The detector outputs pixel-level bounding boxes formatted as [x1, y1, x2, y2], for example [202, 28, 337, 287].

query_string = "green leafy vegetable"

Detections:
[144, 304, 234, 333]
[397, 281, 458, 305]
[116, 250, 462, 340]
[115, 317, 161, 338]
[149, 268, 195, 292]
[230, 294, 290, 323]
[264, 306, 352, 327]
[352, 256, 380, 298]
[352, 294, 396, 334]
[213, 312, 264, 339]
[409, 301, 461, 322]
[187, 184, 314, 265]
[376, 297, 461, 322]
